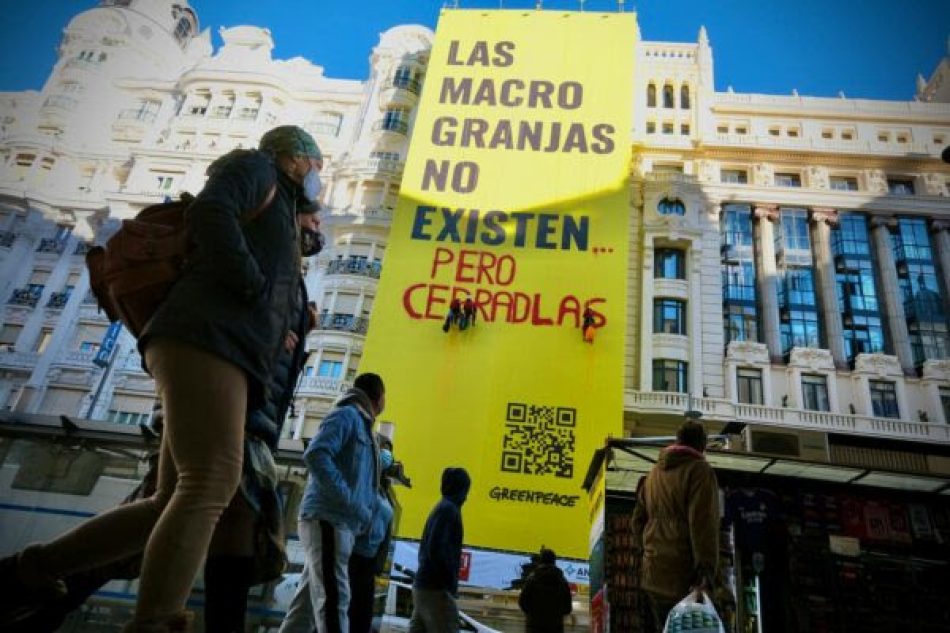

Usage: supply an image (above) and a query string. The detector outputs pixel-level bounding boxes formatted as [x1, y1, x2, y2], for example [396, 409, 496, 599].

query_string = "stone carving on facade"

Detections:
[810, 207, 839, 227]
[695, 160, 715, 183]
[854, 353, 903, 377]
[753, 204, 779, 223]
[752, 163, 774, 187]
[726, 340, 769, 364]
[788, 347, 835, 371]
[864, 169, 888, 194]
[921, 359, 950, 381]
[806, 166, 829, 190]
[921, 173, 946, 197]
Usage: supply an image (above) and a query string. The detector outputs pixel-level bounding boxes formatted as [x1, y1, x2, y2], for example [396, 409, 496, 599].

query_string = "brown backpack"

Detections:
[86, 186, 276, 338]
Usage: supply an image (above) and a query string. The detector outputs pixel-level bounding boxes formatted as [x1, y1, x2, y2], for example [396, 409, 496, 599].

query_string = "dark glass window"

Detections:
[869, 380, 899, 419]
[721, 204, 753, 247]
[658, 198, 685, 216]
[653, 359, 688, 393]
[663, 85, 675, 108]
[802, 374, 830, 412]
[737, 368, 763, 405]
[655, 249, 685, 280]
[833, 214, 886, 362]
[941, 388, 950, 424]
[782, 308, 821, 351]
[680, 85, 690, 109]
[724, 304, 759, 344]
[647, 84, 656, 107]
[654, 299, 686, 335]
[721, 204, 759, 345]
[887, 178, 915, 195]
[894, 217, 950, 365]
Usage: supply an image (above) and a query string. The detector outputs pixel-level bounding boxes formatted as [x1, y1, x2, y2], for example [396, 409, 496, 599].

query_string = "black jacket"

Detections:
[139, 150, 304, 408]
[414, 468, 470, 596]
[245, 279, 310, 449]
[518, 563, 573, 633]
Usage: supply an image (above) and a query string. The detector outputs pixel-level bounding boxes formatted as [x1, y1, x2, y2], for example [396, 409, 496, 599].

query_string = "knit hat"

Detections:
[259, 125, 322, 160]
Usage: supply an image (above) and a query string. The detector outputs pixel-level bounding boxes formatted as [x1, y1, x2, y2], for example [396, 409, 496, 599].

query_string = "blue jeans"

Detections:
[409, 588, 459, 633]
[279, 519, 355, 633]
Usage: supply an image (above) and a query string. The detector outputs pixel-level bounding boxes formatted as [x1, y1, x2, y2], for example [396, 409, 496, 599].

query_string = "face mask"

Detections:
[302, 166, 322, 202]
[380, 449, 394, 471]
[300, 227, 323, 256]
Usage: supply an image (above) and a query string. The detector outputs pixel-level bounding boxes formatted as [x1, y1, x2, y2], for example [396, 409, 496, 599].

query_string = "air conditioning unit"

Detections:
[745, 428, 828, 461]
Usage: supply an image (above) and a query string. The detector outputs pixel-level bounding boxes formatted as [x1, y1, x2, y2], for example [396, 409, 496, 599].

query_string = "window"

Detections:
[79, 341, 100, 354]
[779, 208, 810, 251]
[309, 111, 343, 137]
[680, 85, 690, 109]
[769, 127, 781, 137]
[662, 122, 674, 135]
[654, 299, 686, 335]
[821, 129, 834, 140]
[156, 176, 175, 191]
[33, 328, 54, 354]
[717, 125, 728, 134]
[318, 360, 343, 379]
[721, 169, 748, 184]
[645, 121, 656, 134]
[841, 130, 854, 140]
[654, 248, 685, 279]
[657, 198, 685, 216]
[0, 323, 23, 346]
[737, 368, 763, 405]
[896, 133, 909, 144]
[830, 176, 859, 191]
[869, 381, 899, 419]
[107, 410, 150, 426]
[647, 83, 656, 107]
[774, 172, 802, 188]
[721, 204, 753, 247]
[724, 303, 759, 344]
[787, 128, 799, 138]
[877, 132, 890, 142]
[662, 85, 674, 108]
[941, 387, 950, 423]
[722, 262, 756, 302]
[735, 126, 748, 135]
[801, 374, 830, 411]
[680, 124, 690, 135]
[887, 178, 915, 195]
[653, 359, 688, 393]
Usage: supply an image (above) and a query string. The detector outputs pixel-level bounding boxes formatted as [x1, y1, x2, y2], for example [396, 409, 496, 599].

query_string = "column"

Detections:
[753, 205, 782, 363]
[930, 220, 950, 305]
[810, 208, 847, 368]
[870, 216, 915, 374]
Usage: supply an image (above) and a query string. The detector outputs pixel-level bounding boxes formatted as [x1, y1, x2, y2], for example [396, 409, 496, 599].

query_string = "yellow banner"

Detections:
[361, 9, 636, 558]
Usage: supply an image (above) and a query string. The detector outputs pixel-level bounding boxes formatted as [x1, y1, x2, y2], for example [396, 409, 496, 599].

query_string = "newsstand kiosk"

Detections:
[583, 438, 950, 633]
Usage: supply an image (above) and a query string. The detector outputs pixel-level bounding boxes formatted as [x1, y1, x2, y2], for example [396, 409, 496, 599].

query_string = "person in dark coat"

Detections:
[518, 548, 573, 633]
[409, 467, 471, 633]
[8, 125, 323, 633]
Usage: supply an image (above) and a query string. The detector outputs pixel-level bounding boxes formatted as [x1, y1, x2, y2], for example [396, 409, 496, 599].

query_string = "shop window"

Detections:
[652, 359, 688, 393]
[657, 198, 685, 216]
[654, 248, 685, 280]
[653, 299, 686, 335]
[646, 83, 656, 107]
[869, 380, 899, 419]
[736, 368, 763, 405]
[801, 374, 830, 411]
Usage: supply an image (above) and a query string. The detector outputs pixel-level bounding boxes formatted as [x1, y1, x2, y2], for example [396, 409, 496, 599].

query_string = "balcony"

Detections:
[36, 238, 66, 255]
[54, 350, 97, 368]
[379, 76, 422, 109]
[7, 287, 41, 308]
[316, 314, 369, 335]
[0, 350, 40, 371]
[326, 257, 381, 279]
[624, 390, 950, 444]
[0, 230, 15, 248]
[372, 118, 409, 137]
[297, 376, 351, 397]
[46, 291, 72, 309]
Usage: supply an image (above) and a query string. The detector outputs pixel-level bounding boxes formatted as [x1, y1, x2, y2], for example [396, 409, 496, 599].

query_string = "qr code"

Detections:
[501, 402, 576, 478]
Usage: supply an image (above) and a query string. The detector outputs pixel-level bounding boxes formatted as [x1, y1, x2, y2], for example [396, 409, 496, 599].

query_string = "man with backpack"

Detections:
[7, 125, 323, 633]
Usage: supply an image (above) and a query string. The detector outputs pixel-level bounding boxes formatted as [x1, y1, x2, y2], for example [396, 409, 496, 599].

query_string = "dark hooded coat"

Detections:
[414, 467, 471, 596]
[518, 562, 573, 632]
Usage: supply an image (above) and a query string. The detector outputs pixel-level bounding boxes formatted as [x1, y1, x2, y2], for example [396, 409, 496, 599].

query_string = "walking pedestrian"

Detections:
[518, 548, 573, 633]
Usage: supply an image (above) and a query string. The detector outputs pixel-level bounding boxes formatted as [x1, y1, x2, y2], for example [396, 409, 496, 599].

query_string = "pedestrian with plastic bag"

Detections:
[632, 420, 722, 633]
[661, 589, 725, 633]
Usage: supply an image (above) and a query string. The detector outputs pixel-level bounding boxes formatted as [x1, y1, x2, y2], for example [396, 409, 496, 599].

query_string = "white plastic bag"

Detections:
[662, 591, 725, 633]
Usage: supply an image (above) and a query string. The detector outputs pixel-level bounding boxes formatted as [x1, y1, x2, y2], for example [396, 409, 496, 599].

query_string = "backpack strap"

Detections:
[241, 183, 277, 227]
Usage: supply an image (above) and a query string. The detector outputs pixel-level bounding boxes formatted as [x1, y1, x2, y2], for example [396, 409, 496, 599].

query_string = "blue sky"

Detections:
[1, 0, 948, 100]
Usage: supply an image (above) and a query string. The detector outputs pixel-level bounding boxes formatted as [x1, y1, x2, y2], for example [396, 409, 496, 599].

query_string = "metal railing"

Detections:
[372, 119, 409, 135]
[7, 287, 41, 308]
[36, 238, 66, 254]
[46, 291, 71, 309]
[326, 257, 381, 279]
[316, 314, 369, 335]
[381, 75, 422, 95]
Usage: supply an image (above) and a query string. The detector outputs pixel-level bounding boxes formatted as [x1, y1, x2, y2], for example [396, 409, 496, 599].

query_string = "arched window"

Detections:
[658, 198, 686, 216]
[663, 85, 675, 108]
[647, 83, 657, 107]
[680, 85, 690, 109]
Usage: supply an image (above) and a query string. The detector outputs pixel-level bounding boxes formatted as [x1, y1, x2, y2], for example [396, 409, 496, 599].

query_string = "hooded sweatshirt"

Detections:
[414, 467, 471, 596]
[632, 444, 720, 599]
[518, 561, 573, 632]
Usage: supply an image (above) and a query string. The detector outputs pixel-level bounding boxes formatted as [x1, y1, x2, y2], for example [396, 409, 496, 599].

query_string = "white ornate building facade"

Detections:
[1, 0, 949, 474]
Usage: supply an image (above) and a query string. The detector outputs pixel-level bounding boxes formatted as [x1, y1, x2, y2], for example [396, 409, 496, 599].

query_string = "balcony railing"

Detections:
[7, 287, 41, 308]
[381, 76, 422, 95]
[326, 257, 381, 279]
[46, 291, 72, 309]
[297, 376, 351, 397]
[36, 238, 66, 254]
[625, 390, 950, 444]
[0, 350, 41, 370]
[316, 314, 369, 335]
[116, 109, 157, 123]
[372, 119, 409, 135]
[0, 230, 15, 248]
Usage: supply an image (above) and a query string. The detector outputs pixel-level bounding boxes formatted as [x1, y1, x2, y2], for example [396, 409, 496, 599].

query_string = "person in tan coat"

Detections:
[632, 420, 720, 632]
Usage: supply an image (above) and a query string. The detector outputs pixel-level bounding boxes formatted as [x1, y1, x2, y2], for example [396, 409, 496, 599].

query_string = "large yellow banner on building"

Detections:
[361, 9, 636, 559]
